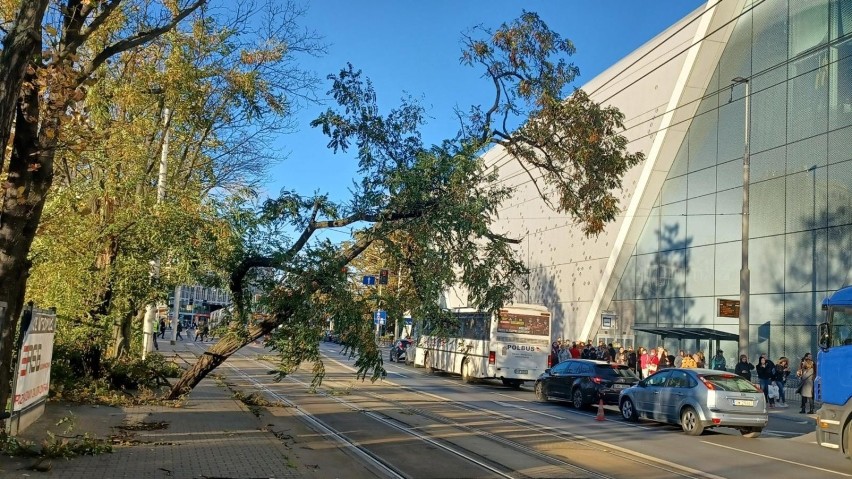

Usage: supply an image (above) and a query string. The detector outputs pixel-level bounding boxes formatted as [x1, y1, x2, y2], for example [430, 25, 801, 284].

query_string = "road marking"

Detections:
[319, 352, 722, 479]
[492, 400, 567, 420]
[701, 441, 852, 477]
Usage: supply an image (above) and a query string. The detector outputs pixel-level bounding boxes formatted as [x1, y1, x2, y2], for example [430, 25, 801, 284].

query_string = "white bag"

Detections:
[767, 383, 780, 399]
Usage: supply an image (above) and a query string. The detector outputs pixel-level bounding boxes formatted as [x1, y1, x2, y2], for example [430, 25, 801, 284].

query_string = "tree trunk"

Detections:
[167, 316, 280, 400]
[110, 307, 141, 359]
[0, 99, 56, 423]
[0, 0, 49, 428]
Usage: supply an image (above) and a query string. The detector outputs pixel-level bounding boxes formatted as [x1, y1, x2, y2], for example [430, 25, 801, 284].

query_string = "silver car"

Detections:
[619, 368, 768, 437]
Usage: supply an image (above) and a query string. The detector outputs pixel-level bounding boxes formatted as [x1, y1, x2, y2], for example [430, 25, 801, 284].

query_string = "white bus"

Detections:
[413, 304, 552, 388]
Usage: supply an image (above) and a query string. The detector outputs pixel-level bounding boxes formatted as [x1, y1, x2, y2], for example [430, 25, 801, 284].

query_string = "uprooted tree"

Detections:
[166, 12, 643, 399]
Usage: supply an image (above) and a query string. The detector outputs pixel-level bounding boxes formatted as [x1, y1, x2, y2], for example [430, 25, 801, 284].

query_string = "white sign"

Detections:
[601, 312, 617, 330]
[13, 309, 56, 411]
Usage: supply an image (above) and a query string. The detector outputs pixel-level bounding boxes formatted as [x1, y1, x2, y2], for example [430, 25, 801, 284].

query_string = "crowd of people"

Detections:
[549, 340, 817, 414]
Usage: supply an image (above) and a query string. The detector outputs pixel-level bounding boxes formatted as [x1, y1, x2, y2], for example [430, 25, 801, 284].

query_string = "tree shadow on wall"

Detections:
[771, 199, 852, 357]
[521, 266, 566, 339]
[637, 222, 695, 332]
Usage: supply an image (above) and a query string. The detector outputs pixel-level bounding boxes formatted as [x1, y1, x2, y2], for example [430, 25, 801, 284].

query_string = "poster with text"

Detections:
[13, 309, 56, 411]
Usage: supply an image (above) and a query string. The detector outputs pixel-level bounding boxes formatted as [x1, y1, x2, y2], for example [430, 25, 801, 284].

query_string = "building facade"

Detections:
[488, 0, 852, 365]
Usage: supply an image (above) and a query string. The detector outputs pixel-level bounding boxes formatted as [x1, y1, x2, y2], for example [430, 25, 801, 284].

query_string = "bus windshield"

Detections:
[496, 309, 550, 337]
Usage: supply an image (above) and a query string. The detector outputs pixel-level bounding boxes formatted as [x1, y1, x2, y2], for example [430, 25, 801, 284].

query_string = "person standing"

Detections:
[756, 356, 776, 407]
[774, 356, 790, 407]
[151, 318, 159, 351]
[710, 350, 727, 371]
[734, 354, 754, 380]
[176, 321, 184, 341]
[627, 347, 637, 373]
[674, 350, 685, 368]
[550, 341, 560, 366]
[158, 318, 166, 339]
[798, 356, 816, 414]
[639, 347, 650, 378]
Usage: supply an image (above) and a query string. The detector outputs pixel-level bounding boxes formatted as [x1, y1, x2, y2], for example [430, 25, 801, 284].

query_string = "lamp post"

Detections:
[732, 76, 750, 359]
[808, 164, 817, 327]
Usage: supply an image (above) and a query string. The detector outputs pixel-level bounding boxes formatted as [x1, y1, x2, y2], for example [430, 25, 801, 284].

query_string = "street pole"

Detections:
[809, 165, 817, 328]
[733, 77, 750, 360]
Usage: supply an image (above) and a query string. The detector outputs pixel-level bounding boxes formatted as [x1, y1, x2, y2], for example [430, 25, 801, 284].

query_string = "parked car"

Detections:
[618, 368, 768, 437]
[534, 359, 640, 408]
[389, 339, 414, 362]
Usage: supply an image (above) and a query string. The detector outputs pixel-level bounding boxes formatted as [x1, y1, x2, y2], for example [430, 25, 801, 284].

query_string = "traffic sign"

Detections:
[362, 275, 376, 285]
[374, 310, 387, 325]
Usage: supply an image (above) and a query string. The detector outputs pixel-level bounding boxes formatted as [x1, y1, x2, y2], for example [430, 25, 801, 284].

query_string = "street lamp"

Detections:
[732, 76, 750, 359]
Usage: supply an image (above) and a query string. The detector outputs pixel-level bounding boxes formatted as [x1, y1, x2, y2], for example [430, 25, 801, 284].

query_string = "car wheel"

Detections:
[461, 360, 474, 384]
[572, 388, 586, 409]
[680, 407, 704, 436]
[621, 397, 638, 422]
[741, 427, 762, 438]
[534, 381, 548, 402]
[424, 352, 433, 374]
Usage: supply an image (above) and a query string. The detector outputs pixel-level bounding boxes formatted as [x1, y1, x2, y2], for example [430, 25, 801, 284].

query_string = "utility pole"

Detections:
[732, 77, 750, 360]
[143, 107, 171, 358]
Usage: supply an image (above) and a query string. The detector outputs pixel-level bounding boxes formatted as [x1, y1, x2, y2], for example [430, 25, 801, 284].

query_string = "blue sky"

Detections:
[265, 1, 706, 224]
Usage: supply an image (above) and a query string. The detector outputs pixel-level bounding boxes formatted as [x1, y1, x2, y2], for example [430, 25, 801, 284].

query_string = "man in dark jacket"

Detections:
[734, 354, 755, 380]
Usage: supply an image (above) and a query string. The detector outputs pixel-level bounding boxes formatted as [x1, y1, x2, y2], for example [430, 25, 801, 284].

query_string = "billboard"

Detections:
[13, 308, 56, 412]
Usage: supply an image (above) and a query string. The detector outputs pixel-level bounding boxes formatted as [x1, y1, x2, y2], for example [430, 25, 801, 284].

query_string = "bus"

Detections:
[413, 304, 552, 388]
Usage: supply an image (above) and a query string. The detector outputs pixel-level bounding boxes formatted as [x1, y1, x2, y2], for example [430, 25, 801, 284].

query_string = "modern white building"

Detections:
[485, 0, 852, 364]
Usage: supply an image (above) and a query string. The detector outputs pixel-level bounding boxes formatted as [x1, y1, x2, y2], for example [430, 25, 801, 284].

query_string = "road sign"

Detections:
[374, 310, 387, 325]
[362, 275, 376, 286]
[404, 316, 412, 326]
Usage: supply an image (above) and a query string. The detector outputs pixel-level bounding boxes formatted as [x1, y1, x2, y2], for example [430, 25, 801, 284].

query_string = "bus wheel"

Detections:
[461, 360, 474, 383]
[424, 352, 433, 374]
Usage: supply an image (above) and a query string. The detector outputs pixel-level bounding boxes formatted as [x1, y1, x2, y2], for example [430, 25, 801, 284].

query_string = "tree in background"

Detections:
[167, 12, 643, 398]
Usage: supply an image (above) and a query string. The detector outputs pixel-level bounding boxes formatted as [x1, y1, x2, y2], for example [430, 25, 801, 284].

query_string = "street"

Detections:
[181, 340, 852, 479]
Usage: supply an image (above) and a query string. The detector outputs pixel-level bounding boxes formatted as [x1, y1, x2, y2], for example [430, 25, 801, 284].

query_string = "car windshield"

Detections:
[595, 365, 639, 379]
[700, 374, 760, 392]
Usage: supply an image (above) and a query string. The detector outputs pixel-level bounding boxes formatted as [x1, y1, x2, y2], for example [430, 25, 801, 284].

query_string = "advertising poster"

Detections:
[13, 308, 56, 412]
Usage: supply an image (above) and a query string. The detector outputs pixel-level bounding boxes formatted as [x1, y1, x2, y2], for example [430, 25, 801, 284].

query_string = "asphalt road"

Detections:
[205, 341, 852, 478]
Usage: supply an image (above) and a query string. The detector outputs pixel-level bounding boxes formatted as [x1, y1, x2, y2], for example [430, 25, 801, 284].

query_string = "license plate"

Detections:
[514, 369, 528, 374]
[613, 384, 628, 389]
[733, 399, 754, 406]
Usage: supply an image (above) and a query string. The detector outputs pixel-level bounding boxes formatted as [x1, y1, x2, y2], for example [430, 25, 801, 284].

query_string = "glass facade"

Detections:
[609, 0, 852, 364]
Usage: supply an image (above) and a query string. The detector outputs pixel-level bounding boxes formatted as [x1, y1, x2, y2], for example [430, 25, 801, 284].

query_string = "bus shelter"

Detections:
[633, 327, 738, 359]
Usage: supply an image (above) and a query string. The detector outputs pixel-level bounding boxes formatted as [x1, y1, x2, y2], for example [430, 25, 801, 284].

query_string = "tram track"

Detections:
[313, 345, 726, 479]
[176, 342, 722, 479]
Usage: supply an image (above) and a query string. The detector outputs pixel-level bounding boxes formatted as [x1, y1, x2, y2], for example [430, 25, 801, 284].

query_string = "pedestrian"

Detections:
[692, 351, 707, 369]
[151, 319, 159, 351]
[627, 347, 637, 373]
[201, 322, 210, 342]
[550, 341, 559, 366]
[176, 321, 184, 340]
[797, 355, 816, 414]
[674, 350, 685, 368]
[681, 352, 697, 368]
[756, 356, 775, 407]
[194, 322, 204, 341]
[734, 354, 754, 380]
[774, 356, 790, 407]
[158, 318, 166, 339]
[655, 347, 670, 371]
[569, 342, 581, 359]
[710, 350, 726, 371]
[639, 347, 650, 378]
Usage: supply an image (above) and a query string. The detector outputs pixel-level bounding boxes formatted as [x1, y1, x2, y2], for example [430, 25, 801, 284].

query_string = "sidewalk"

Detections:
[0, 341, 379, 479]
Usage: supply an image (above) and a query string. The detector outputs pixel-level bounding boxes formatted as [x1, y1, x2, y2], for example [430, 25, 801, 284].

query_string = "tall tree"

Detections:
[167, 13, 643, 399]
[0, 0, 209, 427]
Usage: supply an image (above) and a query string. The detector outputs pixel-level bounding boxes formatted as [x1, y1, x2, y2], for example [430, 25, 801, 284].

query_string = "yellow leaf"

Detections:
[45, 26, 57, 36]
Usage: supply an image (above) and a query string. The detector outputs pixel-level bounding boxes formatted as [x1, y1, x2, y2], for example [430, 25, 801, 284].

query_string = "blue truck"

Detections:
[816, 286, 852, 458]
